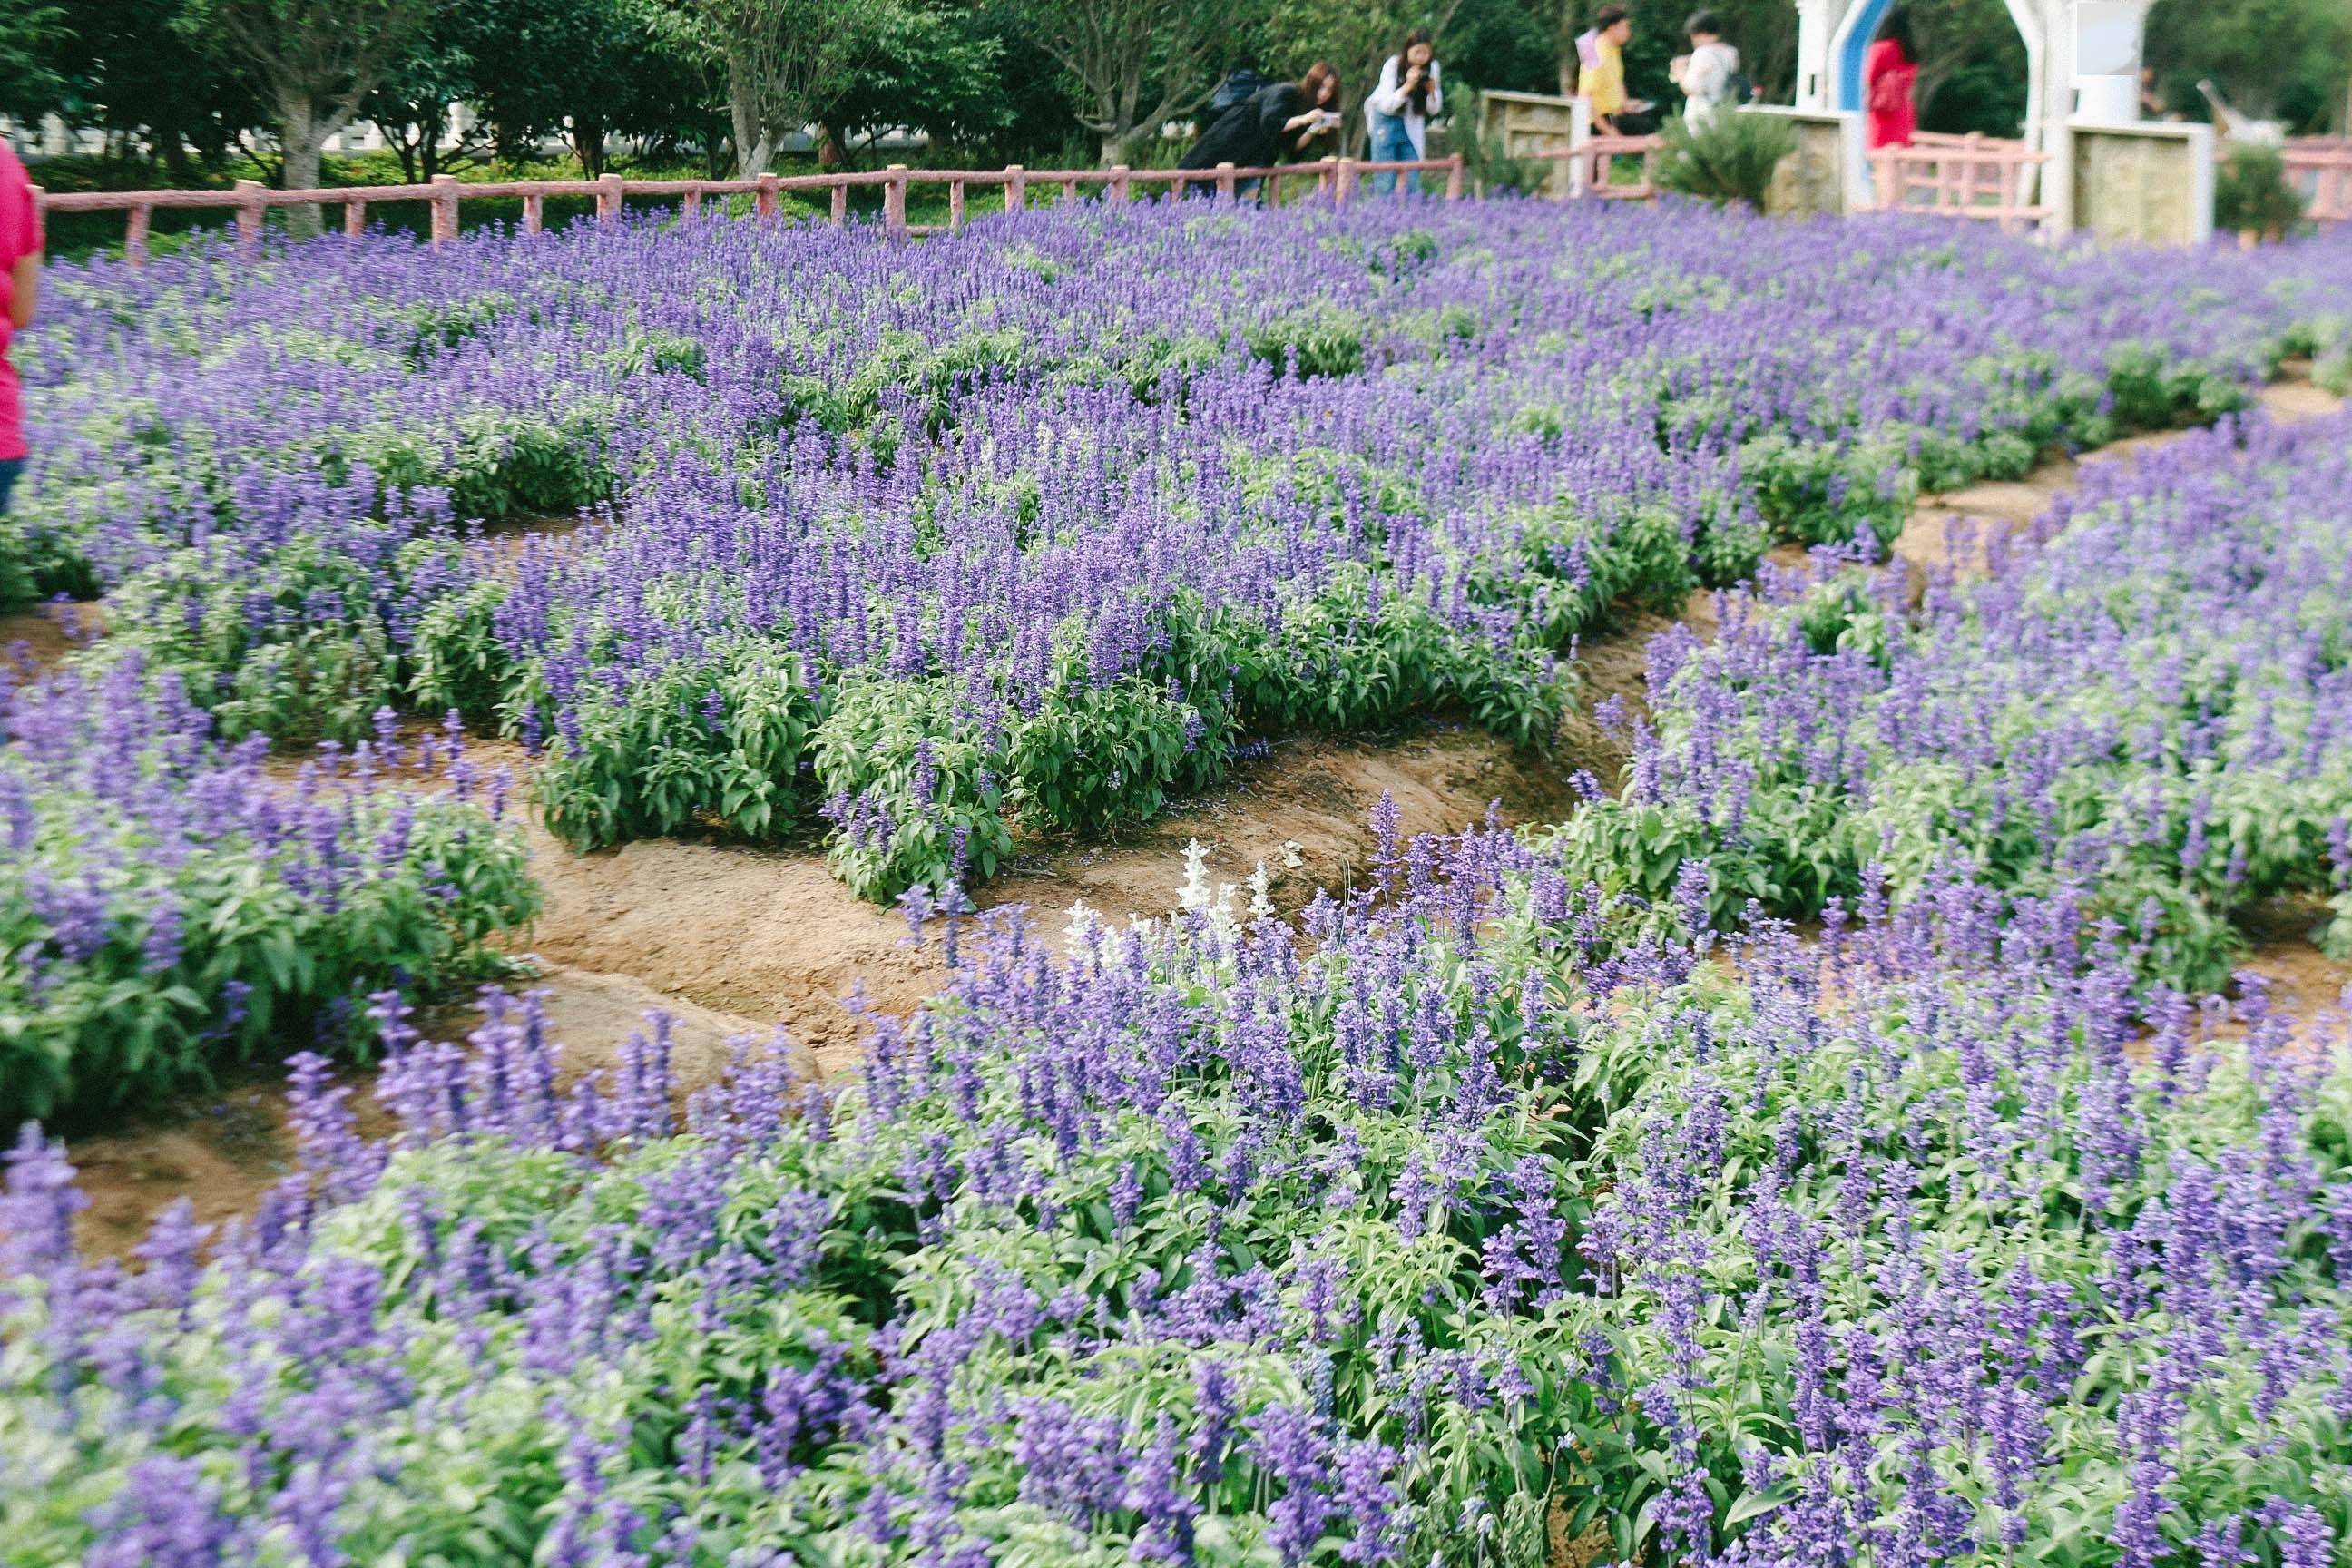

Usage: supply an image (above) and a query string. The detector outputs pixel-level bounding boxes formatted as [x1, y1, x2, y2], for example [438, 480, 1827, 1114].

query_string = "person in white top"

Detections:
[1367, 29, 1443, 195]
[1670, 11, 1740, 131]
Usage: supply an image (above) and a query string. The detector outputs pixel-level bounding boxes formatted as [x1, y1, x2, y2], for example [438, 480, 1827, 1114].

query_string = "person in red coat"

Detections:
[1865, 9, 1919, 151]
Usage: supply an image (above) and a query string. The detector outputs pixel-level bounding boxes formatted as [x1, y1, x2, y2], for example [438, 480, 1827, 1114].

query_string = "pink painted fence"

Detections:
[2282, 138, 2352, 227]
[35, 155, 1469, 265]
[1861, 131, 2051, 232]
[1576, 134, 1666, 199]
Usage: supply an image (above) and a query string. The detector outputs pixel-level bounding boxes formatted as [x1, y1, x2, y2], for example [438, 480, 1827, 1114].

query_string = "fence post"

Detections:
[1109, 164, 1130, 202]
[1216, 161, 1236, 200]
[1446, 152, 1466, 200]
[344, 200, 366, 238]
[682, 187, 701, 219]
[885, 163, 909, 236]
[757, 172, 779, 219]
[521, 192, 543, 235]
[949, 180, 966, 228]
[233, 179, 265, 254]
[596, 172, 623, 224]
[830, 182, 848, 225]
[429, 173, 460, 246]
[1333, 157, 1355, 205]
[1005, 163, 1025, 211]
[125, 202, 152, 266]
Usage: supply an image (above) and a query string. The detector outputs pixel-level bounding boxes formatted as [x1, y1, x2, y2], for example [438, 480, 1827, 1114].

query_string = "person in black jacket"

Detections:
[1180, 62, 1342, 198]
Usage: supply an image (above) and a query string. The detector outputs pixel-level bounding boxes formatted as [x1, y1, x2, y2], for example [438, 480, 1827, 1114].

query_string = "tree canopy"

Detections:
[5, 0, 2345, 193]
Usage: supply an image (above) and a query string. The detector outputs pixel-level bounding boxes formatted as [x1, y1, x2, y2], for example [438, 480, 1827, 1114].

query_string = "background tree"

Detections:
[0, 0, 68, 128]
[52, 0, 262, 180]
[1904, 0, 2028, 135]
[177, 0, 433, 232]
[1010, 0, 1229, 165]
[814, 4, 1012, 164]
[600, 34, 733, 174]
[942, 1, 1087, 164]
[2145, 0, 2352, 132]
[466, 0, 723, 176]
[637, 0, 926, 178]
[362, 5, 491, 183]
[1446, 0, 1559, 98]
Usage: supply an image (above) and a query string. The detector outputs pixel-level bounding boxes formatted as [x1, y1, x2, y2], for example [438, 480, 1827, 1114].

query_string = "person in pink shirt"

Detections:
[0, 139, 42, 515]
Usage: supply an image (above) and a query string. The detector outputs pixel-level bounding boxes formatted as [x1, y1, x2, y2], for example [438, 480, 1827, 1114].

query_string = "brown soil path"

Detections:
[62, 964, 780, 1258]
[1897, 374, 2342, 582]
[0, 595, 104, 675]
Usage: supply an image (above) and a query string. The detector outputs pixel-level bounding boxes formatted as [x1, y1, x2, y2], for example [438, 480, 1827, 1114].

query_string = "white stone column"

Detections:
[2070, 0, 2152, 122]
[1794, 0, 1837, 110]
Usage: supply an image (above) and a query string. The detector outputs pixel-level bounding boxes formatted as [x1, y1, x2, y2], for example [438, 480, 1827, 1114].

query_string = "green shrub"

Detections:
[1736, 431, 1916, 549]
[811, 677, 1015, 902]
[2214, 143, 2307, 240]
[1653, 111, 1799, 212]
[538, 637, 819, 850]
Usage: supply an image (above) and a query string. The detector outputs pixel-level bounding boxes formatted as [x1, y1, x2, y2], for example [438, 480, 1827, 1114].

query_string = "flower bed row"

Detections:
[12, 205, 2352, 906]
[1552, 406, 2352, 994]
[0, 661, 538, 1124]
[5, 810, 2345, 1561]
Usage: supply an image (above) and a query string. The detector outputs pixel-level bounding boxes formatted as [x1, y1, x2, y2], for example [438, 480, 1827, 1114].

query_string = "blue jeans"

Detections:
[0, 458, 19, 516]
[1370, 115, 1421, 194]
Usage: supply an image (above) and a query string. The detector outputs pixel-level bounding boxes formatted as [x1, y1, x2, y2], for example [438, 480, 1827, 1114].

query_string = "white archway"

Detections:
[1795, 0, 2148, 127]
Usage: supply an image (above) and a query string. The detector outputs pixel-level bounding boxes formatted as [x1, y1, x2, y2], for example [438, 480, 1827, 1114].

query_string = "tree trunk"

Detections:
[280, 91, 327, 240]
[1100, 77, 1135, 167]
[727, 51, 769, 180]
[571, 121, 606, 179]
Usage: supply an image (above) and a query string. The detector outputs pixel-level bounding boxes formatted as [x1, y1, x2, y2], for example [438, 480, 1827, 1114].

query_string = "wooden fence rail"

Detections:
[35, 154, 1473, 265]
[2281, 138, 2352, 227]
[1575, 134, 1666, 199]
[1860, 132, 2051, 233]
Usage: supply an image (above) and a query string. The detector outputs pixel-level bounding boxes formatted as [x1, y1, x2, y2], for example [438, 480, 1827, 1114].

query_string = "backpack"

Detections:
[1210, 68, 1272, 118]
[1724, 67, 1754, 104]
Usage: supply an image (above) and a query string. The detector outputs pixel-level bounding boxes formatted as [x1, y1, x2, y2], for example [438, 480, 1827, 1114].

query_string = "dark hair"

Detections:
[1395, 28, 1436, 113]
[1685, 9, 1723, 36]
[1595, 5, 1630, 28]
[1877, 7, 1916, 62]
[1299, 61, 1341, 107]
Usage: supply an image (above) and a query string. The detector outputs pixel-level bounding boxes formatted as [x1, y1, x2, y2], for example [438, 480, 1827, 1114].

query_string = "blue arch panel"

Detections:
[1836, 0, 1896, 112]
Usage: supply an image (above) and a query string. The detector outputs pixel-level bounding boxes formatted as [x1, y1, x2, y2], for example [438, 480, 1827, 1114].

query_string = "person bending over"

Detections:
[1181, 63, 1343, 199]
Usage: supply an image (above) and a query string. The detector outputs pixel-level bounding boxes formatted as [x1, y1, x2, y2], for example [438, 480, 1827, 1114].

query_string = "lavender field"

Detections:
[5, 198, 2352, 1563]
